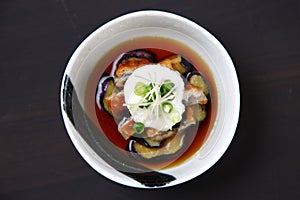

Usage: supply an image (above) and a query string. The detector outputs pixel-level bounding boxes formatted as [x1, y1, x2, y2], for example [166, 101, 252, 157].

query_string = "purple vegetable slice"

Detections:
[180, 56, 195, 72]
[96, 76, 115, 114]
[120, 49, 157, 63]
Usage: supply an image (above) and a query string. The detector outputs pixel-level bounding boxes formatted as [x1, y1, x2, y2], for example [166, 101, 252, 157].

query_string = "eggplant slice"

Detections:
[119, 49, 157, 63]
[130, 133, 185, 159]
[96, 76, 115, 114]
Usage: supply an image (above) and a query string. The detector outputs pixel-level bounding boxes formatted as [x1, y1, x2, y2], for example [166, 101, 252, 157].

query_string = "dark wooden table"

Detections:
[1, 0, 299, 199]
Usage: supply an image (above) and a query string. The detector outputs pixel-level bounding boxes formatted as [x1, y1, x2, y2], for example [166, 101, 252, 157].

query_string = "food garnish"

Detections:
[96, 50, 210, 159]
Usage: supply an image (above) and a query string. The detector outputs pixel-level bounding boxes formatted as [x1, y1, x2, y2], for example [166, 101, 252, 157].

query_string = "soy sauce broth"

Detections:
[85, 36, 218, 170]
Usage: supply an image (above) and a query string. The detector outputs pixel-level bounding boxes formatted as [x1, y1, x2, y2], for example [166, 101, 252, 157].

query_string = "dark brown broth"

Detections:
[88, 37, 217, 170]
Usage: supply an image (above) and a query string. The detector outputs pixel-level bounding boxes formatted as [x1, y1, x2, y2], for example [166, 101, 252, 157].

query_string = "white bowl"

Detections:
[60, 10, 240, 188]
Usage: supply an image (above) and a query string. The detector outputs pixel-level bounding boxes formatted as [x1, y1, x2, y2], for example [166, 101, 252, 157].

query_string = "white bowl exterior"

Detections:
[61, 10, 240, 188]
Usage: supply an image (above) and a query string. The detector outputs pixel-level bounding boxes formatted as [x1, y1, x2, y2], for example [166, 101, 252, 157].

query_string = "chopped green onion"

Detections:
[169, 110, 182, 123]
[148, 83, 154, 90]
[160, 80, 175, 96]
[132, 79, 178, 121]
[162, 102, 173, 113]
[132, 122, 145, 134]
[134, 82, 150, 97]
[146, 92, 156, 102]
[167, 93, 175, 101]
[160, 86, 168, 96]
[164, 80, 175, 89]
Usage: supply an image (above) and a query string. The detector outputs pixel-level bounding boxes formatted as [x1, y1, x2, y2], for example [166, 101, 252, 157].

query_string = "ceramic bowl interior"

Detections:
[60, 10, 240, 188]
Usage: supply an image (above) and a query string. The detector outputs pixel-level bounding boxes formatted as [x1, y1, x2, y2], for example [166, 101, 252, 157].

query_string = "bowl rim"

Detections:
[60, 10, 240, 188]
